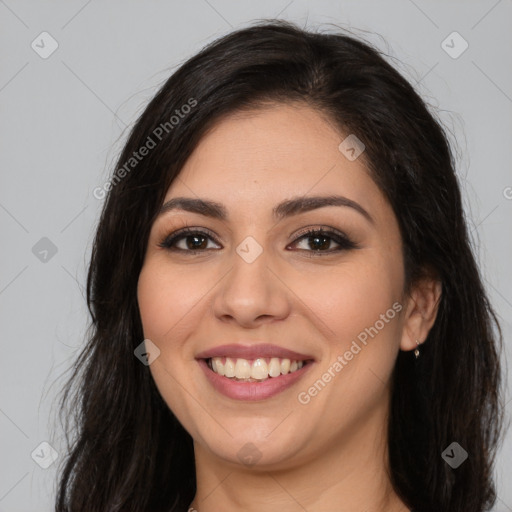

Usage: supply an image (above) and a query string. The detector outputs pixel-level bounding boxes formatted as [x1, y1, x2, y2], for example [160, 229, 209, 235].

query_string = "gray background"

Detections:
[1, 1, 511, 510]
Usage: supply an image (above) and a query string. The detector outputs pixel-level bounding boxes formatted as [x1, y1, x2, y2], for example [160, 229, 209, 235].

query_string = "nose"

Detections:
[212, 240, 291, 328]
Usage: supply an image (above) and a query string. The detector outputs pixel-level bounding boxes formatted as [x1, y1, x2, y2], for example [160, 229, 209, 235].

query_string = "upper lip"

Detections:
[196, 343, 314, 361]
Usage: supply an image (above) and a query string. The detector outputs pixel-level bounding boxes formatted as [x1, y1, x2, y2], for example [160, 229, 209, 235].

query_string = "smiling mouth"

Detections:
[204, 356, 312, 382]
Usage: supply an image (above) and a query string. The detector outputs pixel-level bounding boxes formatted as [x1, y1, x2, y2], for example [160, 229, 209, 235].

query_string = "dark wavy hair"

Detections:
[54, 19, 505, 512]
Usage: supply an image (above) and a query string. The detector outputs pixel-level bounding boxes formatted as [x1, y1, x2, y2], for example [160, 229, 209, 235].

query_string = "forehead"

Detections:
[163, 103, 390, 225]
[180, 103, 347, 179]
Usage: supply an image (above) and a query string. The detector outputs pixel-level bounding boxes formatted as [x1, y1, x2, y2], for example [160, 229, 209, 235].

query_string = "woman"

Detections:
[55, 20, 504, 512]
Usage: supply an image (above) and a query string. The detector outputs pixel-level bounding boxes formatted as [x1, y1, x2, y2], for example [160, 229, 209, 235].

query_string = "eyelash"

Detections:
[158, 225, 359, 257]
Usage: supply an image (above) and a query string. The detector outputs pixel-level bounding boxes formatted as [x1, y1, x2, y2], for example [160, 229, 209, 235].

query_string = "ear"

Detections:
[400, 275, 442, 352]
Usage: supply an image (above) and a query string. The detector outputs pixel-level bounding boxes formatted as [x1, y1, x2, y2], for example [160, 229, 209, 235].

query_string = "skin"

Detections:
[137, 102, 441, 511]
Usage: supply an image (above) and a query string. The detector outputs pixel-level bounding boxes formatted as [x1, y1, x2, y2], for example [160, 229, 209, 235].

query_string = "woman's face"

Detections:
[137, 102, 411, 469]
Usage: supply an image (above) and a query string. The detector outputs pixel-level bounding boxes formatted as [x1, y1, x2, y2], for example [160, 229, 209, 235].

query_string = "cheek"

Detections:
[293, 257, 403, 406]
[137, 262, 201, 423]
[137, 265, 169, 340]
[137, 260, 208, 342]
[295, 270, 401, 412]
[292, 255, 403, 346]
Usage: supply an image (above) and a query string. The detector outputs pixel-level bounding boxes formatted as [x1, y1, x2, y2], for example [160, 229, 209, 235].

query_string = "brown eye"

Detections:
[288, 228, 358, 255]
[159, 228, 221, 252]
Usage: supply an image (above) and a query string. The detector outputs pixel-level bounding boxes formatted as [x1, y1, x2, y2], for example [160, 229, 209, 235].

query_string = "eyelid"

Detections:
[291, 224, 351, 241]
[158, 226, 222, 250]
[288, 226, 359, 253]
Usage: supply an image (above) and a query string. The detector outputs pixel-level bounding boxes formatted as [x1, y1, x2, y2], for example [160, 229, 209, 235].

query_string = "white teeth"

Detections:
[224, 357, 235, 378]
[251, 358, 268, 380]
[215, 359, 225, 376]
[210, 356, 306, 380]
[268, 357, 281, 378]
[235, 358, 251, 379]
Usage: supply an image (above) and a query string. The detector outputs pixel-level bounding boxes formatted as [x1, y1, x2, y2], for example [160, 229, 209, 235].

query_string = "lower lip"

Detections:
[197, 359, 313, 401]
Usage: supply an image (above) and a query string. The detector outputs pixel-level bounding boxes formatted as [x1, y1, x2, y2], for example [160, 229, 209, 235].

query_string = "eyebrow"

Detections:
[158, 195, 374, 224]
